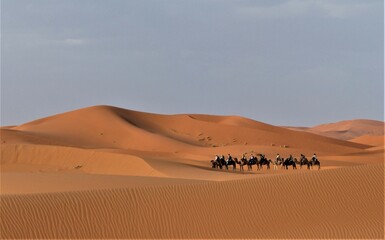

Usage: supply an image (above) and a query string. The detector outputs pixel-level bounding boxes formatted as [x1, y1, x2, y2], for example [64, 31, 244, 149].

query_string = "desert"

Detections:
[2, 1, 383, 239]
[1, 105, 383, 239]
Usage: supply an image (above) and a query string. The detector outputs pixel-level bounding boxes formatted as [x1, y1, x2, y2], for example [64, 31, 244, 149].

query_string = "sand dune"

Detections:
[4, 105, 370, 154]
[1, 164, 383, 239]
[350, 134, 384, 147]
[1, 105, 383, 239]
[1, 144, 166, 177]
[289, 119, 385, 140]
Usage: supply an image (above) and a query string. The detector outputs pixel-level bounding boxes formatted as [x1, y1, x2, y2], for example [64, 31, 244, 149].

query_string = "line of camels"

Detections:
[211, 154, 321, 171]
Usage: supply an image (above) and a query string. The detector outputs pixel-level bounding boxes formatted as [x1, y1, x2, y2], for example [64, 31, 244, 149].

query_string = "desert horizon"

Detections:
[1, 105, 384, 239]
[2, 1, 383, 239]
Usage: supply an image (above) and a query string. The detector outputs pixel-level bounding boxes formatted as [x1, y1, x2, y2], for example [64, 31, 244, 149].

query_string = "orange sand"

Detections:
[1, 105, 384, 239]
[288, 119, 384, 140]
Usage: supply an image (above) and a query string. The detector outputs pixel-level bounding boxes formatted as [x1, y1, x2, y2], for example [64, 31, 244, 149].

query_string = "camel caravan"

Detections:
[211, 153, 321, 171]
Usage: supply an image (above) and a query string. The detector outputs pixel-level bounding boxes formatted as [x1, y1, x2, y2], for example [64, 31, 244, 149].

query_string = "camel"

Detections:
[282, 158, 297, 170]
[211, 159, 218, 168]
[309, 158, 321, 170]
[224, 157, 236, 170]
[299, 156, 311, 169]
[273, 158, 283, 170]
[236, 156, 248, 172]
[247, 157, 257, 171]
[211, 156, 225, 169]
[253, 154, 272, 170]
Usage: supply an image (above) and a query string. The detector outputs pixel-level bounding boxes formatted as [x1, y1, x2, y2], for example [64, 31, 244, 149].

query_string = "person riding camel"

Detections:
[312, 153, 317, 162]
[227, 154, 233, 163]
[249, 154, 256, 164]
[276, 153, 280, 161]
[214, 155, 220, 162]
[299, 154, 305, 163]
[289, 154, 294, 162]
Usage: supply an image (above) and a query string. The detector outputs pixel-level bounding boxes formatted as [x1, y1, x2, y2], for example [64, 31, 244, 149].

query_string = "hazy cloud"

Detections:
[235, 0, 373, 19]
[62, 38, 87, 46]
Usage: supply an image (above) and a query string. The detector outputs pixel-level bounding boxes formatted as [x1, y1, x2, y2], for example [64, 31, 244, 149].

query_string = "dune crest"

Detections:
[307, 119, 384, 140]
[4, 105, 370, 154]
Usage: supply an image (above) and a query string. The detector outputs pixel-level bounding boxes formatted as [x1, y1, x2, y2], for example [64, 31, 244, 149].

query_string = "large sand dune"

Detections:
[3, 105, 370, 154]
[1, 105, 384, 239]
[288, 119, 384, 140]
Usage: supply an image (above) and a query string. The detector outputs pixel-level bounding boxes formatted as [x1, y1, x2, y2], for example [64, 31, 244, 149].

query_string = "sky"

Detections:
[1, 0, 384, 126]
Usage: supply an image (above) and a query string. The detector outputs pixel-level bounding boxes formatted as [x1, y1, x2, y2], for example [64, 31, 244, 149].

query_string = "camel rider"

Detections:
[276, 153, 280, 161]
[312, 153, 317, 162]
[289, 154, 294, 162]
[227, 154, 233, 163]
[249, 154, 255, 164]
[215, 155, 220, 162]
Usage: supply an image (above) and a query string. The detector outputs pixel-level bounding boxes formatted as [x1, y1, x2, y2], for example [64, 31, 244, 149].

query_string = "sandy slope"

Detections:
[7, 105, 368, 154]
[350, 135, 384, 147]
[0, 172, 206, 194]
[1, 144, 166, 177]
[288, 119, 384, 140]
[1, 105, 384, 239]
[1, 164, 383, 239]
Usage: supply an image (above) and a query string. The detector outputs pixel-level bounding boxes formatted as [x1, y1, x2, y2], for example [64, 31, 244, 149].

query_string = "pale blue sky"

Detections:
[1, 0, 384, 126]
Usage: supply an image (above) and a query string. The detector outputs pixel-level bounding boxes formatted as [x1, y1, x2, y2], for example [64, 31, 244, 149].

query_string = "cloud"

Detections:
[2, 33, 89, 49]
[62, 38, 87, 46]
[235, 0, 373, 19]
[317, 1, 370, 19]
[235, 0, 307, 19]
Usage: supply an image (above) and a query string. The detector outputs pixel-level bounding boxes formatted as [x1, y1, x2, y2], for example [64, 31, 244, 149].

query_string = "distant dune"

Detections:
[1, 105, 383, 239]
[350, 135, 384, 147]
[287, 119, 384, 141]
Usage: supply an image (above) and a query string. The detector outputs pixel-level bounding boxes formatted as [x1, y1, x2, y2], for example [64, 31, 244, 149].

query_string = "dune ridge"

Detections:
[288, 119, 385, 140]
[4, 105, 370, 154]
[1, 164, 383, 239]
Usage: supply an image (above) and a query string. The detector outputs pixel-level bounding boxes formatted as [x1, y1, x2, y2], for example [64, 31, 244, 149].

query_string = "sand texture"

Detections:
[1, 106, 384, 239]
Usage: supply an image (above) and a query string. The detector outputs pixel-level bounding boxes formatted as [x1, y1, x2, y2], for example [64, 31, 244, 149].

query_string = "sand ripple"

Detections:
[1, 164, 383, 239]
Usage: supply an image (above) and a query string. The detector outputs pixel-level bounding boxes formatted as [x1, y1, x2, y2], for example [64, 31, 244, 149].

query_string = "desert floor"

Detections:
[1, 106, 384, 239]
